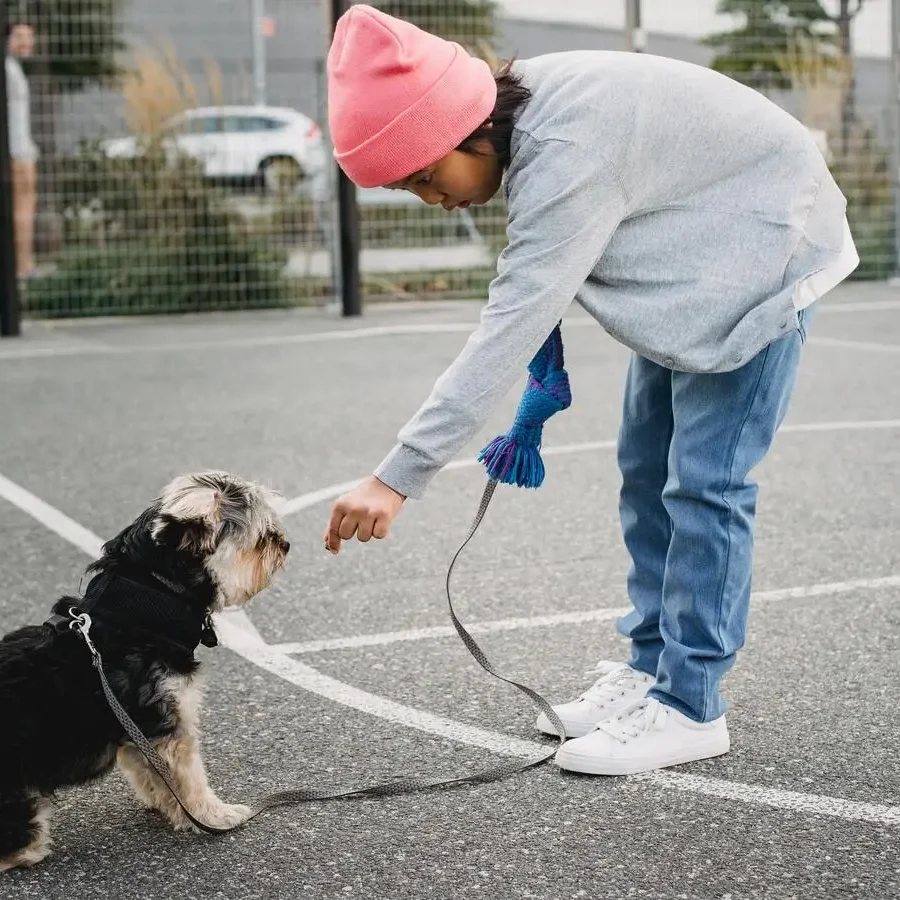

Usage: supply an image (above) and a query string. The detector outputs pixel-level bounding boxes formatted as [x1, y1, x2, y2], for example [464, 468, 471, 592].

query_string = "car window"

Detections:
[183, 115, 223, 135]
[223, 115, 287, 133]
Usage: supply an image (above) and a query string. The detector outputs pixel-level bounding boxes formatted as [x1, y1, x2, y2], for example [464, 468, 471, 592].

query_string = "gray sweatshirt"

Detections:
[375, 51, 848, 500]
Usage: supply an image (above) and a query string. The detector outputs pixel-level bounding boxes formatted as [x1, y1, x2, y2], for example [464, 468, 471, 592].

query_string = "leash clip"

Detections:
[68, 607, 99, 659]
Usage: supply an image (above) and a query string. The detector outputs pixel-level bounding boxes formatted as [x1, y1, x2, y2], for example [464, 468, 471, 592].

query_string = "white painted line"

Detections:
[637, 771, 900, 826]
[809, 336, 900, 354]
[219, 619, 900, 827]
[222, 608, 267, 643]
[0, 344, 111, 360]
[214, 614, 545, 759]
[0, 473, 103, 558]
[278, 419, 900, 520]
[1, 298, 895, 362]
[0, 323, 473, 361]
[273, 607, 628, 655]
[780, 418, 900, 433]
[278, 479, 365, 517]
[750, 574, 900, 603]
[5, 470, 900, 826]
[822, 299, 900, 313]
[0, 317, 598, 362]
[270, 574, 900, 655]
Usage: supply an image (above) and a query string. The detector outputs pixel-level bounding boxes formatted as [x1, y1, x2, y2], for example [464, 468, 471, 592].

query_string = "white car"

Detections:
[102, 105, 327, 192]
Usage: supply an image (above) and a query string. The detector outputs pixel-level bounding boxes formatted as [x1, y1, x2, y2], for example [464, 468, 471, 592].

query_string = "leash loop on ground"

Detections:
[69, 478, 567, 834]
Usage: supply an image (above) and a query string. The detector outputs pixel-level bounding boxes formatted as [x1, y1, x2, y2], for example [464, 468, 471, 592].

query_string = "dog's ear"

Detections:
[176, 517, 218, 555]
[151, 512, 217, 556]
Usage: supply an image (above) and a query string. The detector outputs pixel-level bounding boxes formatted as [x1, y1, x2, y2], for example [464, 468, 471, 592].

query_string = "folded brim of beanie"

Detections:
[334, 46, 497, 189]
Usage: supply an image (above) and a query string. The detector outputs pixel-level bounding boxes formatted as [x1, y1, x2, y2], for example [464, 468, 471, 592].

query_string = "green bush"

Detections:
[25, 140, 288, 317]
[828, 123, 895, 281]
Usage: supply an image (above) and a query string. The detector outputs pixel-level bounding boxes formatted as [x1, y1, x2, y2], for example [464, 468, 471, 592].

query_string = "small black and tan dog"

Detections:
[0, 472, 290, 872]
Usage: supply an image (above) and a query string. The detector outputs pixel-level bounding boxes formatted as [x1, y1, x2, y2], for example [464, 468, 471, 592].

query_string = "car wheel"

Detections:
[260, 157, 304, 194]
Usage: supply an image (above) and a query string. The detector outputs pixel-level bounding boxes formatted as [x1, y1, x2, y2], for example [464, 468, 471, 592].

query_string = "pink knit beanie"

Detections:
[326, 5, 498, 188]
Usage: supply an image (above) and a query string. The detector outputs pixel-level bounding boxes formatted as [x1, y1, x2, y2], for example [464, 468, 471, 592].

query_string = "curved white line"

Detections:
[4, 471, 900, 825]
[216, 615, 900, 826]
[215, 613, 544, 759]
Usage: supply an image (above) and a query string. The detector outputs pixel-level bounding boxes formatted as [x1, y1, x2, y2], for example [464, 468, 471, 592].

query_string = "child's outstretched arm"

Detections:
[325, 137, 626, 553]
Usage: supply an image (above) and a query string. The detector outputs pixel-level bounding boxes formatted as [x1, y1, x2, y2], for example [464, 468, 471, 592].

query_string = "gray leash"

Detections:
[66, 478, 568, 835]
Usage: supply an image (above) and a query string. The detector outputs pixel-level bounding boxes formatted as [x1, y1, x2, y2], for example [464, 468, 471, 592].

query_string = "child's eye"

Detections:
[417, 173, 433, 186]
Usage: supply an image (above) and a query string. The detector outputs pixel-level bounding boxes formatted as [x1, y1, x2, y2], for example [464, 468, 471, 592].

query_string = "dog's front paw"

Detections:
[175, 800, 252, 833]
[206, 802, 253, 829]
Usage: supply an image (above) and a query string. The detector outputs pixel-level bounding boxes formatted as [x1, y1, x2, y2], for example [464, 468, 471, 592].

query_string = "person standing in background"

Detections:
[6, 22, 38, 280]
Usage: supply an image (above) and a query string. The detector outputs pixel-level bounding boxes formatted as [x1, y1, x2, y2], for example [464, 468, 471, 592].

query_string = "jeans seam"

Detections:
[656, 405, 675, 667]
[709, 347, 770, 721]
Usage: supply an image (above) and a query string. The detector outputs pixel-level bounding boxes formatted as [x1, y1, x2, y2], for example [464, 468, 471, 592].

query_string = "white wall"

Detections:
[500, 0, 894, 59]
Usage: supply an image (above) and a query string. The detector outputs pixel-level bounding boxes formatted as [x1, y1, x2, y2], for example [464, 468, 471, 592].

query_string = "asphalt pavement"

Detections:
[1, 285, 898, 899]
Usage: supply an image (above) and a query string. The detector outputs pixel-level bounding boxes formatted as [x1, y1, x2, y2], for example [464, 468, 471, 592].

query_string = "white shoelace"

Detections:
[594, 698, 665, 744]
[580, 662, 647, 710]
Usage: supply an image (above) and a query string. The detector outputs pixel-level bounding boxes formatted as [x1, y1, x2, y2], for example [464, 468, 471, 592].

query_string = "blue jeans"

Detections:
[615, 307, 813, 722]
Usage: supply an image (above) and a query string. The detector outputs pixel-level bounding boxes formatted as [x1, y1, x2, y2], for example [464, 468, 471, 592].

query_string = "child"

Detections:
[323, 6, 859, 776]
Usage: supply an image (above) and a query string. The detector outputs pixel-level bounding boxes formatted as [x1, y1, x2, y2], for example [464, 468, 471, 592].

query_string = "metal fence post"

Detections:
[625, 0, 646, 53]
[251, 0, 268, 106]
[892, 0, 900, 277]
[329, 0, 362, 317]
[0, 2, 22, 338]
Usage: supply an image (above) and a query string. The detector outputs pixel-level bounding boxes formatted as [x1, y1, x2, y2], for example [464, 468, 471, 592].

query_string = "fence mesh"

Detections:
[4, 1, 898, 319]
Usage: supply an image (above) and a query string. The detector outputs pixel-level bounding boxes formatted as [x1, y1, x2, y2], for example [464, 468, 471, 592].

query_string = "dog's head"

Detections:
[148, 471, 290, 609]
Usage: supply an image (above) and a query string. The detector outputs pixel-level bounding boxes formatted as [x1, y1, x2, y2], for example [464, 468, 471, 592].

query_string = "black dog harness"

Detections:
[45, 571, 218, 652]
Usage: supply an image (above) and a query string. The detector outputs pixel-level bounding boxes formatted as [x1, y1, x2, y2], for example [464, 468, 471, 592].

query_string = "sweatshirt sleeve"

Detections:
[374, 137, 628, 499]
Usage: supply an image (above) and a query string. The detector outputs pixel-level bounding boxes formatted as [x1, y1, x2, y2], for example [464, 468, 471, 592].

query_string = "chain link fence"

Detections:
[4, 1, 898, 319]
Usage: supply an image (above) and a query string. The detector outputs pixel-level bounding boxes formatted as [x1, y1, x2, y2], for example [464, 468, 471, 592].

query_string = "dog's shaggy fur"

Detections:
[0, 472, 289, 872]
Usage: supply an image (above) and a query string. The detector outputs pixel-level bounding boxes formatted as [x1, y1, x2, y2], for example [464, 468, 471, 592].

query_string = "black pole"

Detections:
[0, 2, 22, 338]
[330, 0, 361, 317]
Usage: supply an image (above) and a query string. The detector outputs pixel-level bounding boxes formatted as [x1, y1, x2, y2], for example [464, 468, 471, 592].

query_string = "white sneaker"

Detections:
[535, 661, 655, 739]
[554, 698, 730, 776]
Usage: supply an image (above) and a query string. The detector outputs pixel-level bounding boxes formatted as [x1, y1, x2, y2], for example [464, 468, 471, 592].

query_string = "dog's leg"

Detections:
[117, 677, 251, 833]
[117, 744, 173, 817]
[0, 793, 53, 873]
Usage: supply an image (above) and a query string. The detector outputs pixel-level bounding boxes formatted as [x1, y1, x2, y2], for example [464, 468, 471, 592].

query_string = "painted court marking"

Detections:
[809, 336, 900, 354]
[277, 417, 900, 518]
[0, 321, 502, 362]
[2, 296, 899, 361]
[2, 468, 900, 827]
[270, 574, 900, 655]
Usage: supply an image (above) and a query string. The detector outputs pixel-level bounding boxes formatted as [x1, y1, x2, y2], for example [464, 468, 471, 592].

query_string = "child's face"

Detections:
[386, 148, 502, 211]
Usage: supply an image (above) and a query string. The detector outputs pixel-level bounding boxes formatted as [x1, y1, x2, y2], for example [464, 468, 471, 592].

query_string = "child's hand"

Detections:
[324, 476, 406, 554]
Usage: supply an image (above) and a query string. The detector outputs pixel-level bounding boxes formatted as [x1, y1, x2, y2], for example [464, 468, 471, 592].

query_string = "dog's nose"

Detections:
[282, 539, 291, 554]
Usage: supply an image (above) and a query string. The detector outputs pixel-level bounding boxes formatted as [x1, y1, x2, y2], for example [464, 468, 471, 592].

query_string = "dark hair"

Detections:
[456, 61, 531, 168]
